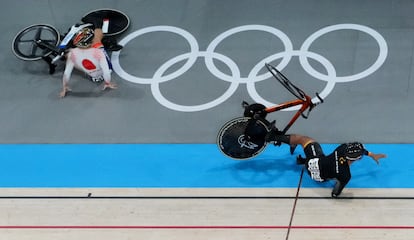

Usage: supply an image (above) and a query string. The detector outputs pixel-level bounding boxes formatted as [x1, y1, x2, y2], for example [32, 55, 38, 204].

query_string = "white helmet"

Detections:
[72, 28, 94, 48]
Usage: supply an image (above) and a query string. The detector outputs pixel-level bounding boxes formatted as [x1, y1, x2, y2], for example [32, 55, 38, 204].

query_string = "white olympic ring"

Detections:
[299, 24, 388, 83]
[152, 51, 240, 112]
[112, 26, 199, 84]
[247, 50, 336, 111]
[204, 25, 294, 83]
[112, 24, 388, 112]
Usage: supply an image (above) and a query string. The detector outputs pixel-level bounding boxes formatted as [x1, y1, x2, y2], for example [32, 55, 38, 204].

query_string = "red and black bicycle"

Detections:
[217, 63, 324, 159]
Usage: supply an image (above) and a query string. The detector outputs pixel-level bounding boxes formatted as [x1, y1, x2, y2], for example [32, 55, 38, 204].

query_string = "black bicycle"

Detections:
[12, 8, 130, 74]
[217, 63, 324, 160]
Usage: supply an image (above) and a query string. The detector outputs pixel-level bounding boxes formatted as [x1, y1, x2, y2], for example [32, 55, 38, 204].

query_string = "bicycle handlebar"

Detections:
[301, 92, 324, 119]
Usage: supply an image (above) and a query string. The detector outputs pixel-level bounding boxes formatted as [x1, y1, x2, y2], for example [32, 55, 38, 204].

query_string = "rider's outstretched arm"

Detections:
[366, 151, 387, 164]
[60, 53, 75, 98]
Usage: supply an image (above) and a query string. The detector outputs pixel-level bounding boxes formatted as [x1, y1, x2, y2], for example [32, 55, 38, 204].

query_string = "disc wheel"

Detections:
[82, 8, 130, 36]
[217, 117, 269, 160]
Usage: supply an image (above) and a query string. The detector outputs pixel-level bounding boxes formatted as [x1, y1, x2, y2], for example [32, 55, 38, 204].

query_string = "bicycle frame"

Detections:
[264, 94, 314, 134]
[217, 63, 324, 159]
[246, 63, 323, 135]
[32, 23, 94, 65]
[58, 23, 93, 50]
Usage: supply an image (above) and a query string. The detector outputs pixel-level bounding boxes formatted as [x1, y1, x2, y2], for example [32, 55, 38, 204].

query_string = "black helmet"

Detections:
[345, 142, 365, 161]
[243, 103, 267, 118]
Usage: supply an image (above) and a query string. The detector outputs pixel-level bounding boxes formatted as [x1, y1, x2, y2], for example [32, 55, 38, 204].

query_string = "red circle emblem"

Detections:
[82, 59, 96, 70]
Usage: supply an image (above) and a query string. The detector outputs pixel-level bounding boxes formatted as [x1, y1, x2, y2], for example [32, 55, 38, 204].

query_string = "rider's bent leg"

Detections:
[296, 136, 324, 164]
[289, 135, 317, 149]
[92, 28, 104, 46]
[302, 141, 324, 158]
[265, 132, 291, 144]
[87, 17, 123, 52]
[265, 133, 320, 163]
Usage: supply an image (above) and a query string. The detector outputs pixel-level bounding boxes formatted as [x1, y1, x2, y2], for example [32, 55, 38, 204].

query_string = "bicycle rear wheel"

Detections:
[217, 117, 269, 160]
[82, 8, 130, 36]
[12, 24, 60, 61]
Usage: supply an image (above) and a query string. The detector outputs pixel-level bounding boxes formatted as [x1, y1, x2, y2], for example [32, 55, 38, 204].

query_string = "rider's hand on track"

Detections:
[102, 82, 117, 91]
[59, 87, 72, 98]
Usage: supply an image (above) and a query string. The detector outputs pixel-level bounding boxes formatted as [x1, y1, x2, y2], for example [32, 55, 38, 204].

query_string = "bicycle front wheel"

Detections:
[217, 117, 269, 160]
[12, 24, 60, 61]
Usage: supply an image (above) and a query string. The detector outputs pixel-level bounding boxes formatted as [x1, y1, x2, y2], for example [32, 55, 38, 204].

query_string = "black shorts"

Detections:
[303, 142, 324, 159]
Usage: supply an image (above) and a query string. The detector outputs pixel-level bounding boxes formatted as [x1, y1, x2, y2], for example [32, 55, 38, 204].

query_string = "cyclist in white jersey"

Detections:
[60, 27, 118, 98]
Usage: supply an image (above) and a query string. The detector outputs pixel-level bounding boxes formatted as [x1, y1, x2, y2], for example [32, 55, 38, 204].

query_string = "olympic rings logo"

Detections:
[111, 24, 388, 112]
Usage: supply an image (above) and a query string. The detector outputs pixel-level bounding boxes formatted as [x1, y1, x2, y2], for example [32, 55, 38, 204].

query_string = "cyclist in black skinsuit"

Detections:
[265, 133, 387, 197]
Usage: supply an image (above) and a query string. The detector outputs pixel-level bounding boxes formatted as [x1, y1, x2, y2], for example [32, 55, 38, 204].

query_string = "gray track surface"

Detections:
[1, 0, 413, 143]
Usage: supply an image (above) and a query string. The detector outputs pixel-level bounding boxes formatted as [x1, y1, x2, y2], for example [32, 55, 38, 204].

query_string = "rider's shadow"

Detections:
[48, 76, 145, 99]
[216, 154, 303, 185]
[65, 88, 106, 98]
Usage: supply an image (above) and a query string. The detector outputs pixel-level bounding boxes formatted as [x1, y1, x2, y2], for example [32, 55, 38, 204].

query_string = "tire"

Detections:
[82, 8, 130, 36]
[217, 117, 269, 160]
[12, 24, 60, 61]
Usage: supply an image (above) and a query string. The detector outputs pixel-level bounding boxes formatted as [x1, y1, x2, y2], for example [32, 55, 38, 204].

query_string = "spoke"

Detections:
[17, 39, 35, 43]
[30, 43, 39, 57]
[43, 39, 57, 44]
[34, 27, 43, 40]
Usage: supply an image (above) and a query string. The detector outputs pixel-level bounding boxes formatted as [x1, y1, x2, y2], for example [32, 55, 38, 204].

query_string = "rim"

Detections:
[12, 24, 60, 61]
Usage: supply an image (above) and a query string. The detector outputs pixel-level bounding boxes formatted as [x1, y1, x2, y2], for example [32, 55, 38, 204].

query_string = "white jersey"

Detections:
[63, 47, 111, 83]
